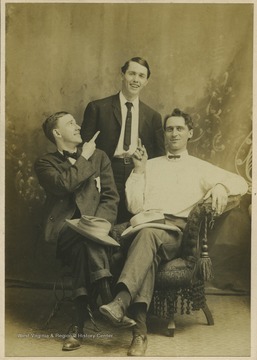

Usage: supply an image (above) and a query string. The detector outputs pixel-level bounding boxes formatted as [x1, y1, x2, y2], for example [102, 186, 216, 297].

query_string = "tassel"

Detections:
[192, 252, 214, 281]
[197, 256, 214, 281]
[195, 215, 214, 281]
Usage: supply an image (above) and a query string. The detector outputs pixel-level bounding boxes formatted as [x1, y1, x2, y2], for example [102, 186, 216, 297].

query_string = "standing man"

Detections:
[34, 111, 121, 351]
[81, 57, 165, 222]
[100, 108, 248, 356]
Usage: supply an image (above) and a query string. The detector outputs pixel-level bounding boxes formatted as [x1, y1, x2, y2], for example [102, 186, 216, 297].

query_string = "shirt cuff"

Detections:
[130, 170, 145, 179]
[215, 183, 230, 194]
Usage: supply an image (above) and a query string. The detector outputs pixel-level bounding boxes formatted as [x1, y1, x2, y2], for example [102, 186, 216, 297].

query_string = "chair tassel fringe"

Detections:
[195, 256, 214, 281]
[195, 214, 214, 281]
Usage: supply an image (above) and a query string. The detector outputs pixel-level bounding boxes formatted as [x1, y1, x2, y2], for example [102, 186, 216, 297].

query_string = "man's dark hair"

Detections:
[42, 111, 69, 144]
[121, 57, 151, 79]
[163, 108, 194, 131]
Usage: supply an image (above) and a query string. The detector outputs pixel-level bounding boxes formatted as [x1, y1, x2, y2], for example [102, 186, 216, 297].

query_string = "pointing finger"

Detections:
[90, 131, 100, 142]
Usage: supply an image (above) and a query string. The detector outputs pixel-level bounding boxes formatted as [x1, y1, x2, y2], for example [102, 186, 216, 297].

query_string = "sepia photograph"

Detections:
[1, 0, 255, 358]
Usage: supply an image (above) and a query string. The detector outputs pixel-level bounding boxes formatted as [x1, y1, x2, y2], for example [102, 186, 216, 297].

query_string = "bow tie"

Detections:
[63, 150, 78, 160]
[168, 154, 181, 159]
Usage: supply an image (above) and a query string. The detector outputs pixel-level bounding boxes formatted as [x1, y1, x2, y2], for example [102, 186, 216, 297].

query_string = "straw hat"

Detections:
[121, 211, 182, 238]
[66, 215, 120, 247]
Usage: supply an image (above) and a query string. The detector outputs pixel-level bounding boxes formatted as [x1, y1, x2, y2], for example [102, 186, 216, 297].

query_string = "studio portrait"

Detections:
[3, 1, 254, 358]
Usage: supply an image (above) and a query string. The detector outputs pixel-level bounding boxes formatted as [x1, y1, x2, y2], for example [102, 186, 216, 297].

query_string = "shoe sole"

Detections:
[62, 345, 81, 351]
[116, 316, 136, 329]
[99, 305, 121, 324]
[100, 307, 136, 328]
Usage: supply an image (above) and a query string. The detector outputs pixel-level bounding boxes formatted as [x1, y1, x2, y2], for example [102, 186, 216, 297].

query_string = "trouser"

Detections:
[56, 225, 112, 299]
[118, 227, 183, 309]
[111, 159, 134, 223]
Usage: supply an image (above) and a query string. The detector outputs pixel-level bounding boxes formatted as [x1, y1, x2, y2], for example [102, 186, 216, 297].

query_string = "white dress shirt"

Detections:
[126, 150, 248, 217]
[114, 91, 139, 157]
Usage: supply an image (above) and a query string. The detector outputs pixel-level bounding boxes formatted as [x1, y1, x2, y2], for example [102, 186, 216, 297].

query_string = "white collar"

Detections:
[119, 91, 139, 108]
[57, 148, 77, 156]
[166, 150, 189, 161]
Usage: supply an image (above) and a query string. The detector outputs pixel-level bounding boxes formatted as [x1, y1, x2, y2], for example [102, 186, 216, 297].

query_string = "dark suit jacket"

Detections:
[34, 148, 119, 244]
[81, 94, 165, 159]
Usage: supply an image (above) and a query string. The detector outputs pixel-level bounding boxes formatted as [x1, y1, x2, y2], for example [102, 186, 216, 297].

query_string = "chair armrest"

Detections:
[181, 195, 241, 280]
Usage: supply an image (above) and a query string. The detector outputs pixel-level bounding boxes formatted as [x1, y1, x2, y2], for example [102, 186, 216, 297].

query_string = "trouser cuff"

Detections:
[72, 287, 88, 300]
[90, 269, 112, 283]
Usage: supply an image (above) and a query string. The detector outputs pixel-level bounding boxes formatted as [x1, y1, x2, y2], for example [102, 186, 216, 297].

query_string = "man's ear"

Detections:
[188, 129, 193, 140]
[53, 128, 61, 139]
[120, 71, 125, 81]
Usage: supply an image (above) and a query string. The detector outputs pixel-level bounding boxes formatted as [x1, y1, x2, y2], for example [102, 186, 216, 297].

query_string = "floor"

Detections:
[4, 286, 252, 358]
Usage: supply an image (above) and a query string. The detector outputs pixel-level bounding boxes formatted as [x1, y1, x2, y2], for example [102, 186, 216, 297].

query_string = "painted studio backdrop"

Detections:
[5, 3, 252, 291]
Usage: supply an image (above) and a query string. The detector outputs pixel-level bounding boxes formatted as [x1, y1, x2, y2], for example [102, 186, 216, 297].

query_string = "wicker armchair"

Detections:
[110, 195, 241, 337]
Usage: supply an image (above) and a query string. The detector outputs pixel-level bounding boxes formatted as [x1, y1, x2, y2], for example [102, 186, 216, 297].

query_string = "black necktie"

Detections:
[63, 150, 78, 160]
[168, 154, 181, 159]
[123, 102, 133, 151]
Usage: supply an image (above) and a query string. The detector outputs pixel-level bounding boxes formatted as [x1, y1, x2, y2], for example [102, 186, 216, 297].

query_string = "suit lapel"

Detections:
[54, 150, 65, 161]
[112, 93, 122, 126]
[112, 95, 147, 133]
[138, 100, 146, 136]
[52, 151, 72, 170]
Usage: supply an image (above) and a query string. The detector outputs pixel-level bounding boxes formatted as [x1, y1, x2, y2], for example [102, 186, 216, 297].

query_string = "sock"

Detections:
[130, 303, 147, 336]
[73, 295, 88, 331]
[97, 277, 113, 305]
[114, 284, 132, 312]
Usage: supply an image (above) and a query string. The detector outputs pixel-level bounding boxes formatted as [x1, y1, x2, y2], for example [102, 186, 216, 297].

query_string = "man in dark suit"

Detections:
[34, 111, 126, 351]
[81, 57, 165, 222]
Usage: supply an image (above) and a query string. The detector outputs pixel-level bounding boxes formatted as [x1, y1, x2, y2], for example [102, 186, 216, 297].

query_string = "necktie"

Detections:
[63, 150, 78, 160]
[123, 102, 133, 151]
[168, 154, 181, 159]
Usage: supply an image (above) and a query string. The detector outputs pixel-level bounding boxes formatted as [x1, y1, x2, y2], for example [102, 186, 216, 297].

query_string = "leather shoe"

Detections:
[117, 315, 136, 329]
[127, 334, 148, 356]
[99, 298, 136, 328]
[62, 325, 82, 351]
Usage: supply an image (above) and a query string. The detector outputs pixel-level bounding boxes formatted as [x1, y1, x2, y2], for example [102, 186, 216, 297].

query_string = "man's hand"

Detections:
[132, 138, 148, 174]
[203, 183, 228, 215]
[82, 131, 100, 160]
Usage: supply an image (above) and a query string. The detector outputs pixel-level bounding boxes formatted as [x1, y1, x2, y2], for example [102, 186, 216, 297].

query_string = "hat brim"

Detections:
[121, 222, 182, 239]
[66, 219, 120, 247]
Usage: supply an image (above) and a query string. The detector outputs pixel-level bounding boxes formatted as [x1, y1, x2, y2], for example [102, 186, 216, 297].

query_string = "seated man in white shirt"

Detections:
[100, 108, 248, 356]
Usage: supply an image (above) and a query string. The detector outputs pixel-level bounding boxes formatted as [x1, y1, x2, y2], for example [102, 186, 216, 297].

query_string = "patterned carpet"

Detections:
[5, 287, 251, 357]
